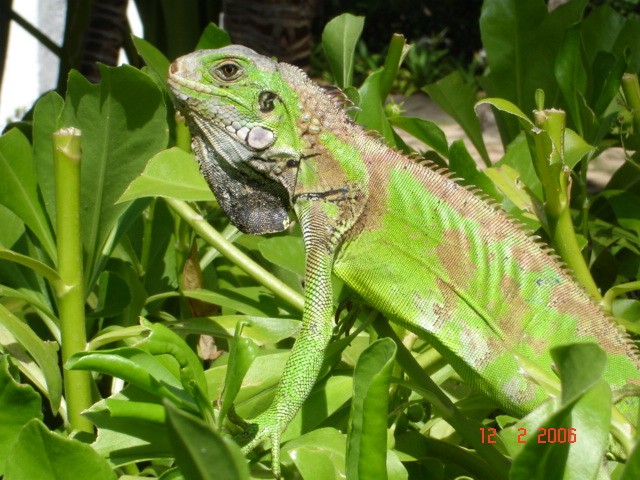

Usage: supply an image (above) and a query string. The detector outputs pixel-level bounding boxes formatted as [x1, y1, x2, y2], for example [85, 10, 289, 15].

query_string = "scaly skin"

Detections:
[167, 46, 640, 477]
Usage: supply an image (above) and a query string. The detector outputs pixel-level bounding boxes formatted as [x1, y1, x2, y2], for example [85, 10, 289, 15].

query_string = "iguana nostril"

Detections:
[169, 62, 179, 74]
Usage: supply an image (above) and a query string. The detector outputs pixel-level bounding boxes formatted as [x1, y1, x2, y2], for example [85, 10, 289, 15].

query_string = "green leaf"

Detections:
[0, 304, 62, 413]
[379, 34, 407, 100]
[448, 139, 500, 199]
[508, 344, 612, 480]
[321, 14, 365, 89]
[139, 322, 209, 411]
[4, 419, 115, 480]
[206, 351, 290, 418]
[87, 270, 132, 318]
[170, 315, 300, 346]
[218, 322, 258, 428]
[597, 191, 640, 237]
[0, 204, 24, 248]
[619, 436, 640, 480]
[195, 23, 232, 50]
[389, 116, 449, 157]
[164, 401, 249, 480]
[119, 148, 214, 202]
[582, 5, 640, 74]
[133, 35, 171, 86]
[0, 128, 56, 261]
[346, 338, 396, 480]
[258, 235, 306, 277]
[476, 98, 535, 129]
[0, 356, 43, 475]
[424, 71, 490, 166]
[281, 428, 346, 479]
[59, 64, 168, 285]
[85, 387, 173, 466]
[32, 91, 64, 231]
[282, 375, 353, 442]
[66, 347, 196, 410]
[356, 69, 396, 142]
[183, 288, 281, 317]
[555, 24, 588, 135]
[480, 0, 588, 143]
[0, 247, 61, 284]
[563, 128, 593, 169]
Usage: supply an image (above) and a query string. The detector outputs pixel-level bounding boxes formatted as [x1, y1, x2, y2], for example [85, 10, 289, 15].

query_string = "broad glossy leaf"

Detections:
[480, 0, 587, 143]
[119, 148, 214, 203]
[183, 287, 281, 317]
[476, 98, 535, 130]
[0, 128, 56, 260]
[448, 139, 500, 199]
[140, 322, 209, 402]
[165, 401, 249, 480]
[281, 428, 346, 479]
[597, 190, 640, 237]
[4, 419, 115, 480]
[218, 323, 258, 428]
[619, 436, 640, 480]
[170, 315, 300, 345]
[258, 235, 305, 277]
[87, 270, 132, 318]
[582, 5, 640, 74]
[66, 347, 196, 410]
[0, 304, 61, 412]
[86, 387, 172, 465]
[32, 91, 64, 231]
[380, 34, 408, 100]
[389, 116, 449, 157]
[356, 69, 396, 142]
[321, 14, 364, 89]
[59, 64, 168, 282]
[346, 338, 396, 480]
[555, 24, 587, 135]
[0, 356, 42, 475]
[424, 71, 490, 165]
[206, 350, 289, 418]
[0, 247, 61, 284]
[510, 382, 611, 480]
[0, 204, 24, 248]
[133, 35, 170, 85]
[195, 23, 232, 50]
[283, 375, 353, 441]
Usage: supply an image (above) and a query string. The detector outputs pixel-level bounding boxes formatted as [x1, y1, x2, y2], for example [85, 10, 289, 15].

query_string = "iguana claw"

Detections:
[235, 409, 284, 478]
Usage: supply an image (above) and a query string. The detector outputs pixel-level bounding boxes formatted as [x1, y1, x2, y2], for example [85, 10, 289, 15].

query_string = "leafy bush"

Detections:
[0, 1, 639, 479]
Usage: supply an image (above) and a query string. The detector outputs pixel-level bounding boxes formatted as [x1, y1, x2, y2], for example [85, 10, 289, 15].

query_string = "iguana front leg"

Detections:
[240, 199, 335, 478]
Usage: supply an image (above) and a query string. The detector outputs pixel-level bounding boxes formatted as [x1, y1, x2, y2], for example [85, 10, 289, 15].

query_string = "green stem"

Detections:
[621, 73, 640, 145]
[164, 198, 305, 312]
[532, 109, 600, 299]
[53, 128, 93, 433]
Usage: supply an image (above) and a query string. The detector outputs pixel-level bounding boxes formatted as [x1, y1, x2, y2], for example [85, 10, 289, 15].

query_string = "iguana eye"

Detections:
[215, 62, 241, 80]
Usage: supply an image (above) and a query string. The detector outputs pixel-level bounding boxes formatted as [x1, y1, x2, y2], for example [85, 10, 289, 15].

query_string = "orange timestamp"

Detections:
[480, 427, 577, 444]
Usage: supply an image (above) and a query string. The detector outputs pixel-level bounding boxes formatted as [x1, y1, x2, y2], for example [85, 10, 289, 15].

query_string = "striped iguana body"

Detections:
[167, 45, 640, 476]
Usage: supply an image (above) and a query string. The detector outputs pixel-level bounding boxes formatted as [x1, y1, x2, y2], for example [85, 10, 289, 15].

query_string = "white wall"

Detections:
[1, 0, 142, 131]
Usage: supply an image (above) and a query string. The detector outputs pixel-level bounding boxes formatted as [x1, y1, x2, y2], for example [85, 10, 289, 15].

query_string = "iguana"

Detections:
[167, 45, 640, 476]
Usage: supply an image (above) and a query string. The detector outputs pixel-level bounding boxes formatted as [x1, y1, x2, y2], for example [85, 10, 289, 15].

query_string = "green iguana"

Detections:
[167, 45, 640, 476]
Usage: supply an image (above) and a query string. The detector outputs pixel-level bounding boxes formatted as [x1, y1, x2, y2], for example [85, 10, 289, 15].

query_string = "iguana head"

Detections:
[168, 45, 303, 234]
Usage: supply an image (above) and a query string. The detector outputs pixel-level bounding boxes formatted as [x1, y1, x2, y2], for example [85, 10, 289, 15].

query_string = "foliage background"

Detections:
[0, 0, 640, 479]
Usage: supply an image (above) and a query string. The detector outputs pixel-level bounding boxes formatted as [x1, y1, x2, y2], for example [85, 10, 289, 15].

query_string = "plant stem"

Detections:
[53, 128, 93, 433]
[531, 109, 600, 299]
[621, 73, 640, 147]
[164, 198, 305, 312]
